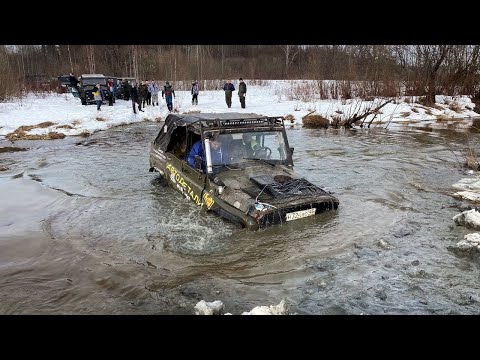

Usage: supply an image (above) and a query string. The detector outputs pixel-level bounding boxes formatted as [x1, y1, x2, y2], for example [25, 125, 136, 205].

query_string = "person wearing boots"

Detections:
[223, 80, 235, 108]
[139, 80, 149, 109]
[149, 80, 159, 106]
[92, 83, 103, 111]
[162, 81, 176, 112]
[191, 80, 199, 105]
[238, 78, 247, 108]
[129, 81, 143, 114]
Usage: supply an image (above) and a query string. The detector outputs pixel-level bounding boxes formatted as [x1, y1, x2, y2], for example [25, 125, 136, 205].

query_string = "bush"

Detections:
[303, 115, 330, 129]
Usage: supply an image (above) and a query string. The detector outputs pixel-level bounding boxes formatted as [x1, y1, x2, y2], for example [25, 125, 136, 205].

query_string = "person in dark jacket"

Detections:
[162, 81, 176, 112]
[191, 80, 199, 105]
[223, 80, 235, 108]
[138, 80, 149, 109]
[129, 81, 143, 114]
[69, 73, 78, 91]
[122, 79, 130, 101]
[238, 78, 247, 108]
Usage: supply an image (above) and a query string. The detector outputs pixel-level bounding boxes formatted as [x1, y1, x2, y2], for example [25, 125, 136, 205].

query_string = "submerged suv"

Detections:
[149, 113, 339, 230]
[78, 74, 113, 106]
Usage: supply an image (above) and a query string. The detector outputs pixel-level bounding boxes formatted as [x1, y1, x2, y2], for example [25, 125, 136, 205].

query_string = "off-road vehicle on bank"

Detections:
[149, 113, 339, 230]
[78, 74, 113, 106]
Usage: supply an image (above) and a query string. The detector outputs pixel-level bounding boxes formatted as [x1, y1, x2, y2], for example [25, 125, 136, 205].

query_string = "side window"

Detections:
[186, 131, 201, 157]
[167, 128, 188, 160]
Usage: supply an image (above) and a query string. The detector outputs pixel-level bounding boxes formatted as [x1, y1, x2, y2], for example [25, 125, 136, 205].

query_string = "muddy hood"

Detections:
[215, 164, 339, 215]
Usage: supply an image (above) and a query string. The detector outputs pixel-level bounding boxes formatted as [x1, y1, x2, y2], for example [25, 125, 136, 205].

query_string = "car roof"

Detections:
[168, 112, 264, 123]
[154, 112, 285, 152]
[81, 74, 106, 78]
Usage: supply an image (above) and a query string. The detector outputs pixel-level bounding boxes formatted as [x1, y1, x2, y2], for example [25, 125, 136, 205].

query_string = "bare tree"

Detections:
[86, 45, 96, 73]
[416, 45, 452, 105]
[282, 45, 299, 79]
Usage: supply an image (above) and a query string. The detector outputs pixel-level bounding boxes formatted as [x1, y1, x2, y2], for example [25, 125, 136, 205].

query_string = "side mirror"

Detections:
[194, 155, 202, 169]
[290, 147, 294, 156]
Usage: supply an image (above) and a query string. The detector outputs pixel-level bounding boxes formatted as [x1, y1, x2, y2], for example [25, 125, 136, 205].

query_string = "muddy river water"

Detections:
[1, 122, 480, 314]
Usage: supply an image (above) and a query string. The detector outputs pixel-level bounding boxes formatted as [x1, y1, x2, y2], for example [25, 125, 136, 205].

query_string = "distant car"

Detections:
[78, 74, 113, 106]
[57, 75, 72, 93]
[149, 113, 339, 230]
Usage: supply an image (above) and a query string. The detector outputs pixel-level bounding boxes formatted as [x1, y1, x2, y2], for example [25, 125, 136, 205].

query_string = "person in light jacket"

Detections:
[92, 83, 103, 111]
[149, 80, 160, 106]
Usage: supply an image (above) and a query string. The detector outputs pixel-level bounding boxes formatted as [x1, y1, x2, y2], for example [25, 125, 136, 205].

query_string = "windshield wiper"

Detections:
[243, 157, 276, 166]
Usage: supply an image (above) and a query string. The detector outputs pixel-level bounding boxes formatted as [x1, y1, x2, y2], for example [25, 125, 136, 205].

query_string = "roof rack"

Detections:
[202, 116, 284, 129]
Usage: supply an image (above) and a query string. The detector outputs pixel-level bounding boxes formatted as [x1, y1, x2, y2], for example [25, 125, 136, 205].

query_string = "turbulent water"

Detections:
[1, 122, 480, 315]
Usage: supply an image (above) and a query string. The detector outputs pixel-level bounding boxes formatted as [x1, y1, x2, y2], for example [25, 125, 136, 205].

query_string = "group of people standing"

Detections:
[222, 78, 247, 109]
[129, 80, 175, 114]
[73, 76, 248, 113]
[129, 78, 247, 113]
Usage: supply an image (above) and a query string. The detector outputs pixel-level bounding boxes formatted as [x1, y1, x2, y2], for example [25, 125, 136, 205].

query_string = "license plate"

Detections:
[285, 208, 316, 221]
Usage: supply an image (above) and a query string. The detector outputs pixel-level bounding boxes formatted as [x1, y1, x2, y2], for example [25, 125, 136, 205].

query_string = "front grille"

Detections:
[256, 200, 338, 228]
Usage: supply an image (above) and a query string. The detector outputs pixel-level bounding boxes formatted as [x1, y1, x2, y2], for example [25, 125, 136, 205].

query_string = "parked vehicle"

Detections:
[57, 75, 78, 96]
[78, 74, 113, 106]
[149, 113, 339, 230]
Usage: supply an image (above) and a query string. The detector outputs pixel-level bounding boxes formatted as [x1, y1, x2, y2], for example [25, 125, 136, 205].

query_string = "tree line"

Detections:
[1, 45, 480, 106]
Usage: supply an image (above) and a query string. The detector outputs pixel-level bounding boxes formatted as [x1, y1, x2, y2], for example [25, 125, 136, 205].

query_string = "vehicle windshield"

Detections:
[208, 130, 289, 167]
[82, 78, 107, 86]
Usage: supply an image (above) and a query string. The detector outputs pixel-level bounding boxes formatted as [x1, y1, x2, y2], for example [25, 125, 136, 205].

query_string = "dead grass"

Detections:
[5, 121, 65, 141]
[464, 151, 480, 170]
[11, 122, 55, 133]
[411, 107, 419, 113]
[284, 114, 295, 122]
[435, 114, 454, 122]
[154, 117, 163, 122]
[413, 126, 433, 132]
[425, 109, 433, 115]
[471, 118, 480, 132]
[0, 166, 9, 171]
[6, 132, 65, 141]
[0, 146, 27, 153]
[78, 131, 91, 138]
[331, 115, 344, 128]
[72, 120, 81, 126]
[448, 102, 463, 113]
[302, 115, 330, 129]
[95, 117, 107, 122]
[401, 112, 411, 118]
[55, 125, 74, 129]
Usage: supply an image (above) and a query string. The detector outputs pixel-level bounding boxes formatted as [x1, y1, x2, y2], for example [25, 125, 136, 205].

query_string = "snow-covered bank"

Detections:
[451, 171, 480, 253]
[0, 80, 479, 138]
[194, 299, 289, 315]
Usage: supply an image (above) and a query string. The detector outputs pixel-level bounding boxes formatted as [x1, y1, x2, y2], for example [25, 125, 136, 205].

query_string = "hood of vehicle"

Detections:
[213, 164, 338, 214]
